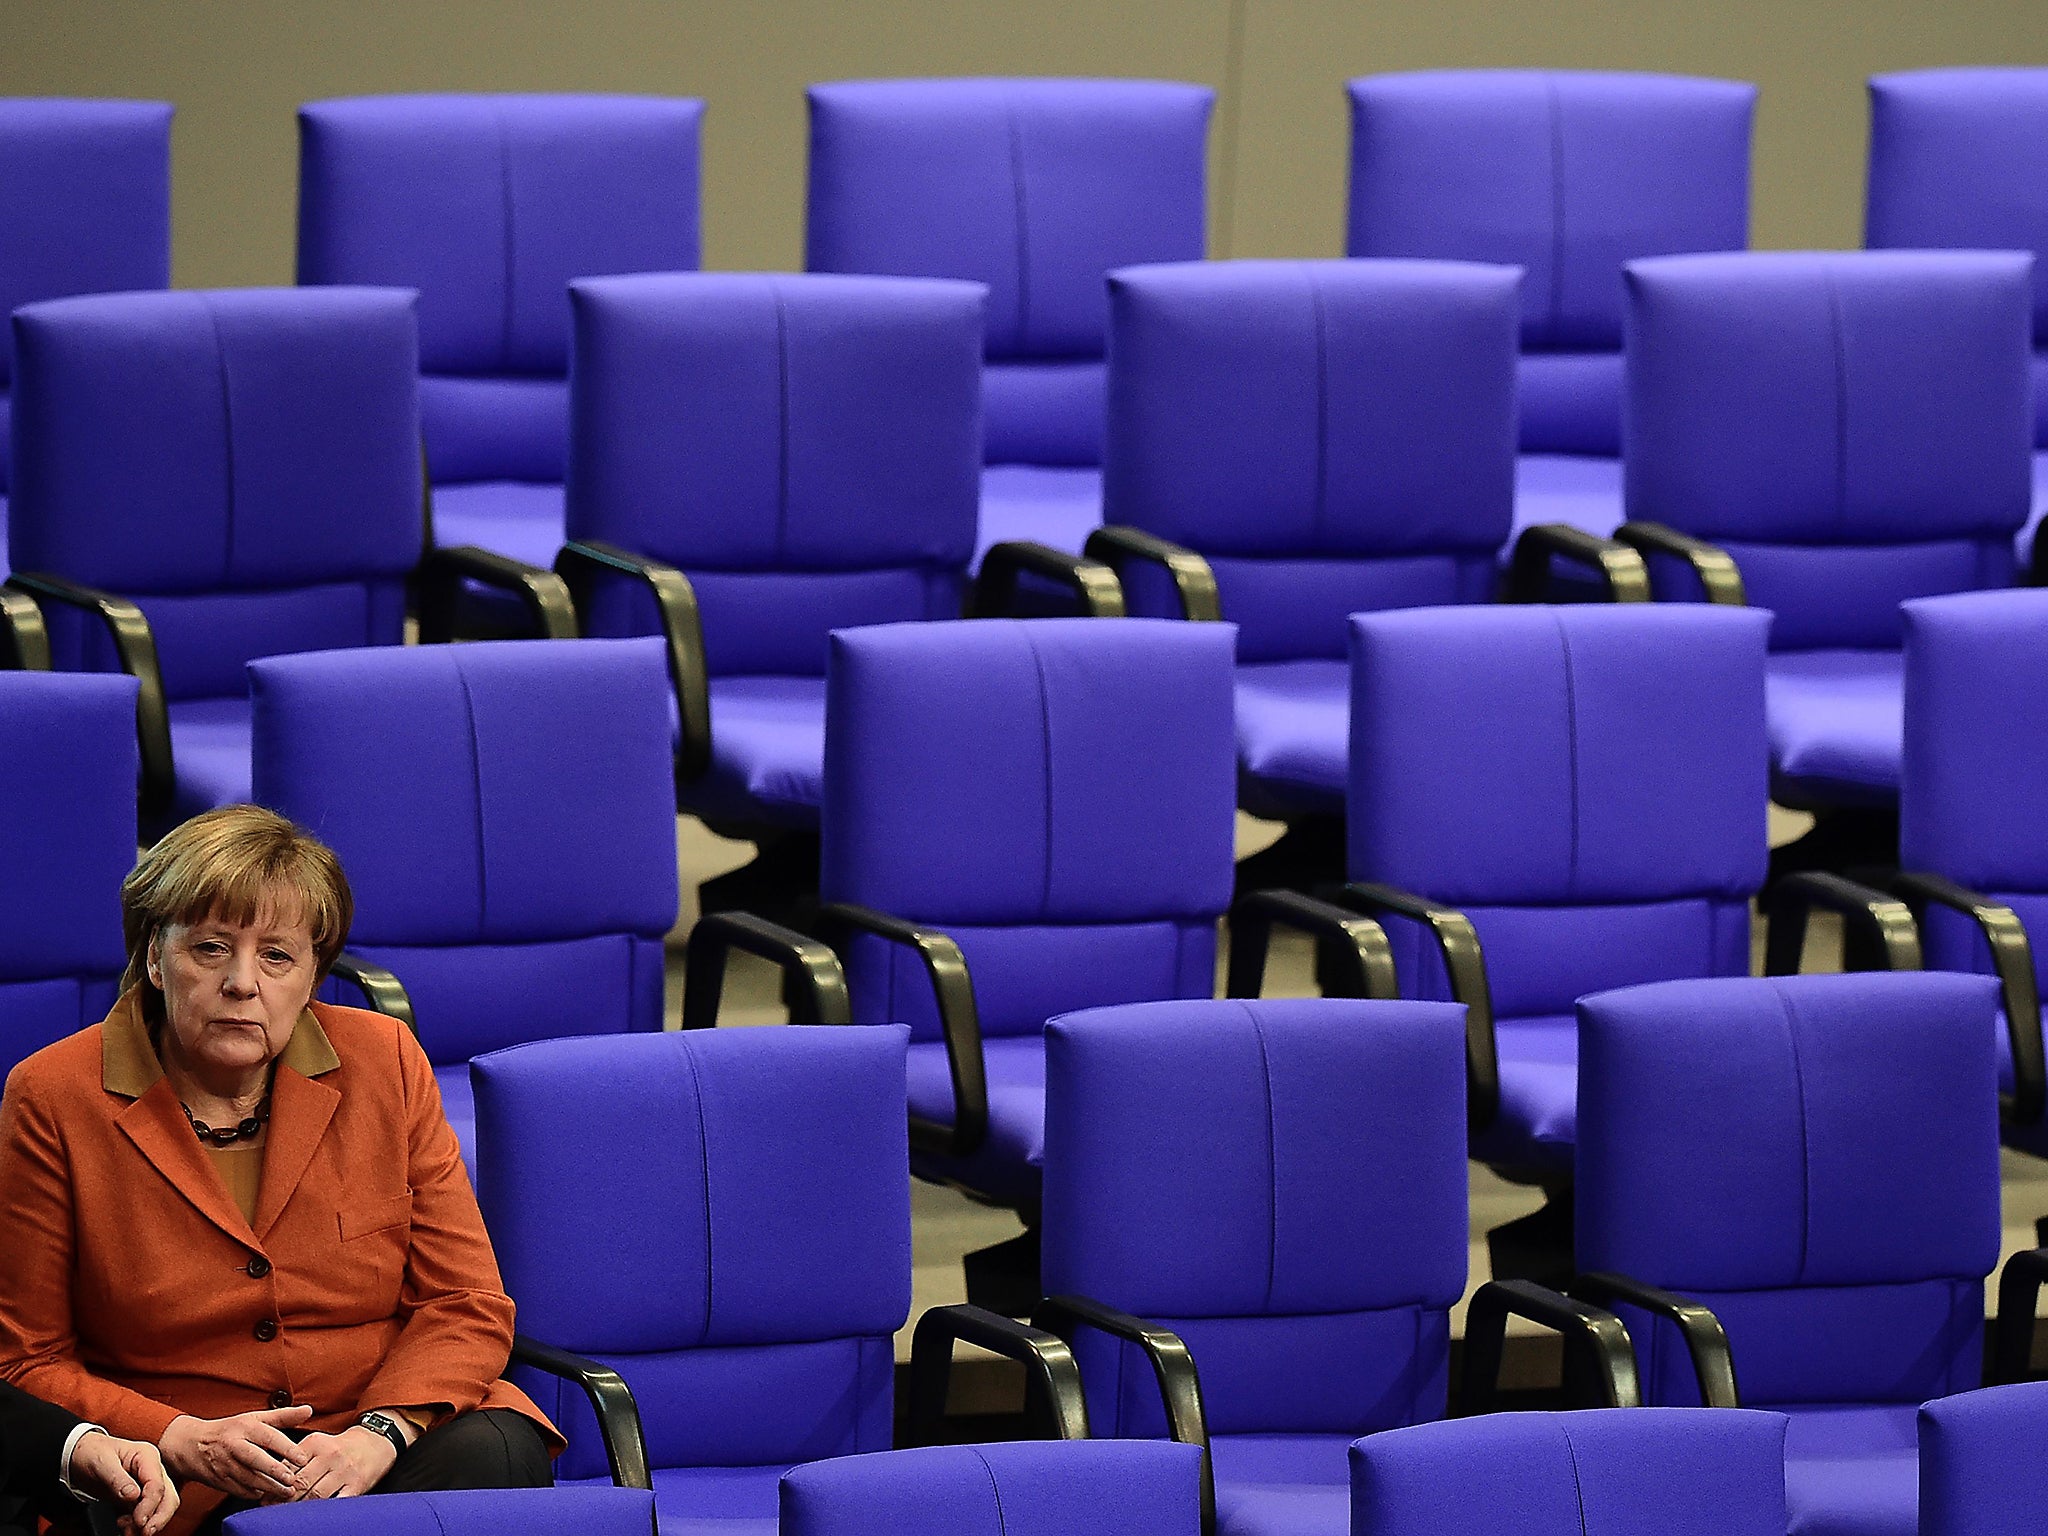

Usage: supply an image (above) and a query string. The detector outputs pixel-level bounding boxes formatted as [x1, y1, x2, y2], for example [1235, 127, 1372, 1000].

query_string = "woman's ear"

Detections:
[144, 932, 164, 990]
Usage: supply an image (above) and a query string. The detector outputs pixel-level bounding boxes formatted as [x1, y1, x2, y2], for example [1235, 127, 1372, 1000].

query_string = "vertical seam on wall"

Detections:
[1552, 612, 1582, 900]
[1545, 75, 1566, 342]
[772, 279, 791, 559]
[677, 1035, 716, 1343]
[453, 659, 490, 933]
[496, 105, 516, 372]
[1005, 101, 1032, 351]
[1022, 627, 1056, 920]
[1310, 271, 1330, 549]
[1825, 267, 1849, 537]
[970, 1447, 1013, 1536]
[200, 295, 238, 582]
[1236, 998, 1280, 1313]
[1559, 1420, 1591, 1536]
[1774, 981, 1814, 1284]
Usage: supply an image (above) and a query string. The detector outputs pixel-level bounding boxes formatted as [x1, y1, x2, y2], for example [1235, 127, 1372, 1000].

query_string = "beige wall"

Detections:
[0, 0, 2040, 288]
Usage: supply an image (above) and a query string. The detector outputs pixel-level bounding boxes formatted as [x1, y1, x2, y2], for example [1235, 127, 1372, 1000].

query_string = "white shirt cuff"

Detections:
[58, 1421, 107, 1502]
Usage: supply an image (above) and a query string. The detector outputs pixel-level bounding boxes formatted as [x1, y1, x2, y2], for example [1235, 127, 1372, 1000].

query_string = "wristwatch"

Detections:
[357, 1411, 409, 1458]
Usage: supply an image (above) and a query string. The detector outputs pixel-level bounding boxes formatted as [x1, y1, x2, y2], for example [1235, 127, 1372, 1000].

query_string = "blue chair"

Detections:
[225, 1487, 658, 1536]
[1865, 68, 2048, 564]
[0, 671, 135, 1080]
[472, 1025, 1084, 1535]
[250, 638, 678, 1168]
[1618, 250, 2034, 849]
[0, 97, 171, 601]
[1917, 1382, 2048, 1536]
[297, 93, 704, 572]
[1572, 971, 2043, 1536]
[4, 286, 569, 834]
[1038, 996, 1638, 1536]
[806, 78, 1213, 561]
[1346, 70, 1755, 548]
[780, 1441, 1203, 1536]
[1354, 1409, 1788, 1536]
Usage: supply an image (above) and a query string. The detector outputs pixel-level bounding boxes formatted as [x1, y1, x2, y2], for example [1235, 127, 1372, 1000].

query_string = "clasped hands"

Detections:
[160, 1405, 404, 1504]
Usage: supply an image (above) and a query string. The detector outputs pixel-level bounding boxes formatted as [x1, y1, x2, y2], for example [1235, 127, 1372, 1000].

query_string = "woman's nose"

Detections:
[222, 953, 259, 996]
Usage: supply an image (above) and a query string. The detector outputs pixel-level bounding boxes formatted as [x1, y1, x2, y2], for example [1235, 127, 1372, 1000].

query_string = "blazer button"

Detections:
[268, 1389, 292, 1410]
[246, 1255, 272, 1279]
[254, 1319, 280, 1342]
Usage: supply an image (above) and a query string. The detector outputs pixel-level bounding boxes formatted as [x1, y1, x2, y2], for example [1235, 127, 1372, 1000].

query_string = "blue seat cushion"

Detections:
[678, 677, 827, 833]
[1765, 651, 1904, 809]
[1509, 453, 1624, 547]
[1235, 659, 1348, 820]
[562, 1464, 782, 1536]
[906, 1035, 1045, 1208]
[1468, 1013, 1577, 1174]
[431, 481, 567, 569]
[1209, 1433, 1353, 1536]
[1779, 1404, 1918, 1536]
[167, 697, 254, 823]
[977, 464, 1102, 565]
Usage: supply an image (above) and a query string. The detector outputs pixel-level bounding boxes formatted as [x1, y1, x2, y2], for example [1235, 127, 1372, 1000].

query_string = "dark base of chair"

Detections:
[697, 831, 820, 928]
[1485, 1188, 1575, 1289]
[1233, 817, 1345, 901]
[963, 1227, 1043, 1317]
[1766, 805, 1898, 886]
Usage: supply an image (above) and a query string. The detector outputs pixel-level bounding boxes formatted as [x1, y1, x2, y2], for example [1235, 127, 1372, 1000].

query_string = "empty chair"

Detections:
[250, 638, 678, 1166]
[781, 1441, 1203, 1536]
[225, 1487, 658, 1536]
[1039, 996, 1638, 1536]
[0, 671, 136, 1081]
[1354, 1409, 1788, 1536]
[1865, 68, 2048, 561]
[0, 98, 172, 587]
[1347, 70, 1755, 546]
[1574, 971, 2043, 1536]
[1620, 250, 2034, 850]
[1917, 1381, 2048, 1536]
[298, 93, 704, 571]
[806, 78, 1213, 560]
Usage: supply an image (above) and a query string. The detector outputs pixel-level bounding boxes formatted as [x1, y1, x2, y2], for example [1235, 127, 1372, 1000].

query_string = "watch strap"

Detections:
[357, 1411, 409, 1458]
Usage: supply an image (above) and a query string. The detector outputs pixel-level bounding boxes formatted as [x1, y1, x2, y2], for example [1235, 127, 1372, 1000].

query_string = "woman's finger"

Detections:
[245, 1425, 311, 1466]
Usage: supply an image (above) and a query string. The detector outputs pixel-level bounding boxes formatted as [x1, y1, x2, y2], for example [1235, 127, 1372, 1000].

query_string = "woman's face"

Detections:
[147, 896, 318, 1081]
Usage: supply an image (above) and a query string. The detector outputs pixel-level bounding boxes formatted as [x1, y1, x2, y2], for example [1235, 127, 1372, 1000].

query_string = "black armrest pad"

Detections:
[1460, 1279, 1641, 1414]
[681, 911, 851, 1028]
[906, 1304, 1090, 1445]
[1994, 1248, 2048, 1383]
[1226, 889, 1397, 1001]
[511, 1335, 652, 1490]
[0, 585, 51, 670]
[1762, 872, 1922, 975]
[1081, 527, 1222, 622]
[416, 545, 578, 641]
[1613, 522, 1747, 606]
[555, 540, 713, 782]
[970, 541, 1127, 618]
[1571, 1271, 1738, 1407]
[1504, 524, 1651, 603]
[817, 903, 986, 1157]
[1337, 882, 1498, 1130]
[328, 952, 417, 1034]
[1890, 872, 2044, 1126]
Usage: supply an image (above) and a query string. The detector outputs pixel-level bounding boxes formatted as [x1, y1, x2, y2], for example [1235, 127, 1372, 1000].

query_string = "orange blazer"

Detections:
[0, 992, 558, 1531]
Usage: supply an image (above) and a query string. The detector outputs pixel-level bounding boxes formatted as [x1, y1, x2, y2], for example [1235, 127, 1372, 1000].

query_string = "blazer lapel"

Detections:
[116, 1082, 256, 1248]
[252, 1011, 342, 1241]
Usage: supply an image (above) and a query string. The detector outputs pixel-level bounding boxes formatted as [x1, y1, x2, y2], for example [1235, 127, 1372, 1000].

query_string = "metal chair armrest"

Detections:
[416, 545, 577, 641]
[1081, 527, 1222, 622]
[681, 911, 851, 1028]
[0, 584, 51, 670]
[1994, 1248, 2048, 1383]
[1460, 1279, 1641, 1414]
[906, 1304, 1089, 1445]
[510, 1334, 651, 1490]
[1613, 521, 1747, 605]
[1225, 888, 1397, 1000]
[1571, 1270, 1738, 1407]
[554, 539, 713, 782]
[969, 541, 1127, 618]
[1504, 524, 1651, 603]
[1762, 871, 1922, 975]
[327, 952, 417, 1034]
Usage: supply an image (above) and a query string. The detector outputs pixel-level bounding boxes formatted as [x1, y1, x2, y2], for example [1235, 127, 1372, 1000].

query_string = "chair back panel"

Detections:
[1519, 350, 1625, 457]
[1726, 537, 2015, 652]
[418, 375, 566, 486]
[297, 94, 703, 377]
[1918, 1379, 2048, 1536]
[1349, 605, 1770, 906]
[1104, 259, 1516, 564]
[0, 978, 122, 1085]
[1214, 554, 1497, 664]
[983, 358, 1103, 466]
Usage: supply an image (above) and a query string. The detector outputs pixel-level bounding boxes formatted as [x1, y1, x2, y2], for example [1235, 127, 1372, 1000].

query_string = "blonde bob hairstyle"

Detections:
[120, 805, 353, 1017]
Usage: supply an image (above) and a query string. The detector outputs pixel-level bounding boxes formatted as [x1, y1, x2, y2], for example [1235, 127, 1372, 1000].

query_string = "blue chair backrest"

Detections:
[472, 1026, 912, 1481]
[821, 618, 1237, 1040]
[1043, 997, 1469, 1437]
[0, 671, 136, 1078]
[1349, 605, 1768, 1019]
[1346, 70, 1755, 457]
[781, 1441, 1204, 1536]
[9, 287, 421, 702]
[225, 1487, 658, 1536]
[1919, 1381, 2048, 1536]
[1103, 259, 1517, 662]
[1353, 1408, 1788, 1536]
[806, 77, 1212, 469]
[1625, 250, 2034, 650]
[297, 93, 703, 488]
[250, 639, 677, 1066]
[566, 272, 983, 678]
[1577, 972, 2002, 1406]
[1866, 68, 2048, 445]
[0, 98, 172, 492]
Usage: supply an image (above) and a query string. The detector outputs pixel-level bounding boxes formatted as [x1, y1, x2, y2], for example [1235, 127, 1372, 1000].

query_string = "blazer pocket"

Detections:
[338, 1192, 413, 1242]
